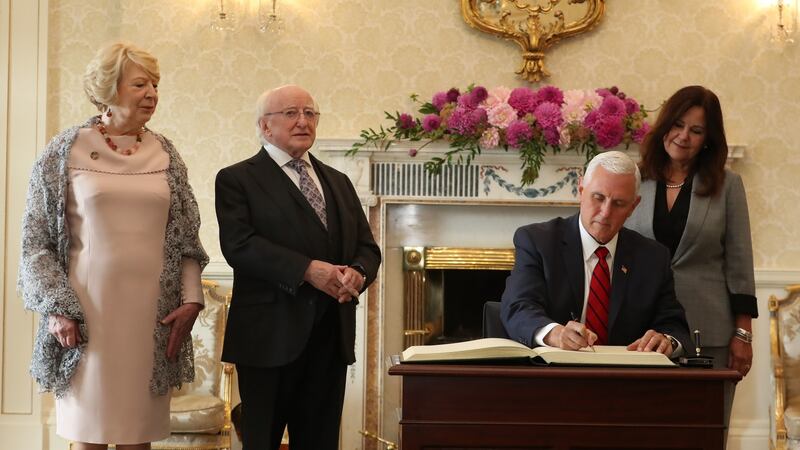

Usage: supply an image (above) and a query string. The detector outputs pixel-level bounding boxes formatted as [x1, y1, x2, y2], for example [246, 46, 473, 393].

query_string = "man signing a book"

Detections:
[501, 151, 691, 357]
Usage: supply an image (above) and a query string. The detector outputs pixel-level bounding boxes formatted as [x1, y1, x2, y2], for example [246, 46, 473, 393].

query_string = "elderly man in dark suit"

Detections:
[501, 151, 691, 356]
[215, 85, 381, 450]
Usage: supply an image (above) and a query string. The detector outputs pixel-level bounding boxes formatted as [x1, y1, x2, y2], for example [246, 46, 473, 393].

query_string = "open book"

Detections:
[401, 338, 676, 367]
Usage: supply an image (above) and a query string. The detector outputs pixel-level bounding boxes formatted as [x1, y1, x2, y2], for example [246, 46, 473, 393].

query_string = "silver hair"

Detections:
[255, 89, 273, 146]
[583, 150, 641, 195]
[254, 85, 318, 146]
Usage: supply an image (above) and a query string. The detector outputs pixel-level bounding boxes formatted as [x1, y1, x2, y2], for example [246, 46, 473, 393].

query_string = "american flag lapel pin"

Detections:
[621, 265, 628, 274]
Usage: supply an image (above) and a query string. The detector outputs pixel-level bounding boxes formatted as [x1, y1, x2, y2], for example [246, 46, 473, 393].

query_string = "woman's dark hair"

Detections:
[639, 85, 727, 197]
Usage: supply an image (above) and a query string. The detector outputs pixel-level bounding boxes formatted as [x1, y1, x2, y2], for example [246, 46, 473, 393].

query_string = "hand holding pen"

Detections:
[544, 312, 598, 350]
[570, 311, 597, 352]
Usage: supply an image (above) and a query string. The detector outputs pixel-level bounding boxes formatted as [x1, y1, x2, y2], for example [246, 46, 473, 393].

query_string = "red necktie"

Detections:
[586, 246, 610, 345]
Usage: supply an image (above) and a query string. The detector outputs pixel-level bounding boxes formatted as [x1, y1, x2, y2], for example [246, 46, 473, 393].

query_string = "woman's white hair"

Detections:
[83, 41, 159, 112]
[583, 150, 641, 194]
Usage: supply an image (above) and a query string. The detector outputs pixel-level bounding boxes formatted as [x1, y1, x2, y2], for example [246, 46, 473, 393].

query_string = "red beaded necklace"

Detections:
[96, 120, 145, 156]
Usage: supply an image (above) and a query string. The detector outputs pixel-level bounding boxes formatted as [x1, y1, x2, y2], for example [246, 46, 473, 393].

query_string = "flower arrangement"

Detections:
[348, 84, 651, 186]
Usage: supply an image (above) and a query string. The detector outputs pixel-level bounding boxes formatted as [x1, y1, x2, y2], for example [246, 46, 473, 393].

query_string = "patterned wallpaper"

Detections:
[47, 0, 800, 268]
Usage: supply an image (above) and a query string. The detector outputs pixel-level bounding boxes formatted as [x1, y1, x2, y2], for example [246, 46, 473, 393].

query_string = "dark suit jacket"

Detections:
[501, 214, 691, 352]
[215, 148, 381, 368]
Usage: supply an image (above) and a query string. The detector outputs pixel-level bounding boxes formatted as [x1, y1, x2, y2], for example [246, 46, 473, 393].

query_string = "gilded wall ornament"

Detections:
[461, 0, 605, 83]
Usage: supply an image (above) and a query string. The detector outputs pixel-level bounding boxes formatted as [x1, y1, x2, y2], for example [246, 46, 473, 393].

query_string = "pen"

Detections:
[571, 311, 595, 352]
[694, 329, 702, 357]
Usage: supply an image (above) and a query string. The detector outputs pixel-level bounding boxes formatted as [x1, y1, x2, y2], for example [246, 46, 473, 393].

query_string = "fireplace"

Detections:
[402, 247, 513, 348]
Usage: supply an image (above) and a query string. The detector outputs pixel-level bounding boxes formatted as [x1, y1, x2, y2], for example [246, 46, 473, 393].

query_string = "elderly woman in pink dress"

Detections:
[18, 41, 208, 450]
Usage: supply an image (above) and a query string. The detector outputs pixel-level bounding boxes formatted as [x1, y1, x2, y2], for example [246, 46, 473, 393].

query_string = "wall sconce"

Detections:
[210, 0, 284, 34]
[772, 0, 798, 44]
[210, 0, 240, 32]
[259, 0, 285, 34]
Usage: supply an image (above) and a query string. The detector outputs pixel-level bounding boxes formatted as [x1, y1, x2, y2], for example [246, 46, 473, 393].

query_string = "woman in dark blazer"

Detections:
[626, 85, 757, 377]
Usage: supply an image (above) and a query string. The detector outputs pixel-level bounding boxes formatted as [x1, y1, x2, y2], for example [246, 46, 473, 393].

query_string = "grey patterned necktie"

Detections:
[287, 158, 327, 229]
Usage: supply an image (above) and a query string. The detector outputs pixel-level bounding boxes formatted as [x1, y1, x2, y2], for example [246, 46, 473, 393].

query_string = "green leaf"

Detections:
[418, 103, 438, 115]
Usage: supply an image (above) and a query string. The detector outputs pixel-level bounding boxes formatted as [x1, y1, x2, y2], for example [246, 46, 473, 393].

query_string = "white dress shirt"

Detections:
[534, 215, 617, 345]
[263, 143, 325, 200]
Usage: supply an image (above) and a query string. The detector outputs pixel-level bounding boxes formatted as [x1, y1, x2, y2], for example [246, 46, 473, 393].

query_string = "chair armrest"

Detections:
[770, 285, 800, 447]
[221, 362, 234, 433]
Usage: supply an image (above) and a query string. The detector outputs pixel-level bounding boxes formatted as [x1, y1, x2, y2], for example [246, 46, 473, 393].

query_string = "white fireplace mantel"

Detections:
[317, 138, 746, 202]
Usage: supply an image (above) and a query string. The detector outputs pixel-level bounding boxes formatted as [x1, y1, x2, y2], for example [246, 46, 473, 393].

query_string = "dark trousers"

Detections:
[236, 303, 347, 450]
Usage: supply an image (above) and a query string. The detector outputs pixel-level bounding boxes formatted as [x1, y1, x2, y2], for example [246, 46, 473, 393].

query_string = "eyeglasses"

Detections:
[263, 108, 321, 122]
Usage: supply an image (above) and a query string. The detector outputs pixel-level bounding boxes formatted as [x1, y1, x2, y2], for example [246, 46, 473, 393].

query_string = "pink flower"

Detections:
[593, 116, 625, 148]
[506, 120, 533, 148]
[562, 89, 602, 122]
[535, 86, 564, 106]
[422, 114, 442, 132]
[446, 107, 485, 135]
[472, 86, 489, 103]
[583, 110, 600, 129]
[624, 98, 640, 115]
[446, 88, 461, 103]
[508, 87, 538, 116]
[486, 103, 517, 128]
[446, 108, 470, 134]
[595, 88, 613, 98]
[458, 92, 479, 110]
[633, 122, 651, 144]
[598, 95, 626, 118]
[481, 86, 511, 109]
[470, 108, 488, 127]
[432, 92, 449, 111]
[397, 113, 415, 130]
[533, 102, 564, 130]
[408, 148, 418, 157]
[543, 128, 560, 146]
[479, 127, 500, 148]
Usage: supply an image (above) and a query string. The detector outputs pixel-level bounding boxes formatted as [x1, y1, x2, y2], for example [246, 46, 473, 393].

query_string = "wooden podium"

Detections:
[388, 364, 741, 450]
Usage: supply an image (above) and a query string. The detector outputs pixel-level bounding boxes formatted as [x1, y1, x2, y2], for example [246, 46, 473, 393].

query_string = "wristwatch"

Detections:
[664, 334, 679, 350]
[349, 264, 368, 284]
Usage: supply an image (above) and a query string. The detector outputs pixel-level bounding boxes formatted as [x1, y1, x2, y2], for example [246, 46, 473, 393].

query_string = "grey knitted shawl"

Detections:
[17, 116, 209, 398]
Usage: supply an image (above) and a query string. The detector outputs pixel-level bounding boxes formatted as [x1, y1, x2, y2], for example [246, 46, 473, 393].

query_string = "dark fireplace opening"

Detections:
[426, 269, 511, 345]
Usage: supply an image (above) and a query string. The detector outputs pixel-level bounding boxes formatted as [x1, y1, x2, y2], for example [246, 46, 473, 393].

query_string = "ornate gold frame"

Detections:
[461, 0, 605, 82]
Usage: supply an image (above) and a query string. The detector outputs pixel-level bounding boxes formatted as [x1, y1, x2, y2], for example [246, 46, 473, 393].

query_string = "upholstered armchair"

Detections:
[153, 279, 233, 450]
[770, 284, 800, 450]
